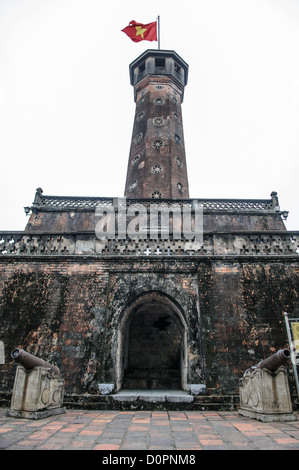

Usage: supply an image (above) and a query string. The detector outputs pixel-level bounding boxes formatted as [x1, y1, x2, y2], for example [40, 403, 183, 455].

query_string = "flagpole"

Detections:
[157, 15, 160, 49]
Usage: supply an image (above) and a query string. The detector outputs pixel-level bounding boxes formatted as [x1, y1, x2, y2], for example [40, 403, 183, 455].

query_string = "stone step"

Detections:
[63, 392, 240, 411]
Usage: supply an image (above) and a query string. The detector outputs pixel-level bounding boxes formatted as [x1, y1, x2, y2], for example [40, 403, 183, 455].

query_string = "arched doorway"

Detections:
[116, 292, 187, 391]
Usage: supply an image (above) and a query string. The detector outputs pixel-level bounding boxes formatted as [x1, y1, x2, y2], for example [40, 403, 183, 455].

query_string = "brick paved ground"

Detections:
[0, 407, 299, 451]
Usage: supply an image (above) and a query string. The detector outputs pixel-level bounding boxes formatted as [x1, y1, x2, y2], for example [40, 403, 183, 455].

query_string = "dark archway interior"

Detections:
[123, 302, 183, 389]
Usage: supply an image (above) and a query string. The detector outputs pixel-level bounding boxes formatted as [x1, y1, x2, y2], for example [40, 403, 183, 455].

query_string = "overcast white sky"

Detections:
[0, 0, 299, 231]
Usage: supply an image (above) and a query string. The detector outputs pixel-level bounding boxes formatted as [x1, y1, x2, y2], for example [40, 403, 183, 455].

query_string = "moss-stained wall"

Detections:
[0, 257, 298, 404]
[0, 261, 109, 397]
[198, 260, 299, 394]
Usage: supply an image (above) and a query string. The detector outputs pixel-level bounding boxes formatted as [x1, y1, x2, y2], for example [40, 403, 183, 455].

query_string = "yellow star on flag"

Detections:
[135, 25, 147, 39]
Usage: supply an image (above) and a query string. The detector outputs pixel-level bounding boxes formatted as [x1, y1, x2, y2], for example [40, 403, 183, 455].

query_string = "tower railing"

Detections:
[1, 231, 298, 257]
[32, 195, 274, 212]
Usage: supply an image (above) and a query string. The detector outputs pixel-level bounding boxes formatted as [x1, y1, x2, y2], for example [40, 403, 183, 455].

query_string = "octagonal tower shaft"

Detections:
[124, 50, 189, 199]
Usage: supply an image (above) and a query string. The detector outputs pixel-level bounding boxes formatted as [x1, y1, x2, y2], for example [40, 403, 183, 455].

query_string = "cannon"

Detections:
[11, 348, 60, 376]
[239, 349, 296, 422]
[256, 349, 291, 371]
[7, 348, 65, 419]
[250, 349, 291, 373]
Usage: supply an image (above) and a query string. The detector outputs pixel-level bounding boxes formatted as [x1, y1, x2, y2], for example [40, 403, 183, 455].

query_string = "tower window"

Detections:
[151, 164, 164, 174]
[151, 190, 162, 199]
[153, 117, 164, 126]
[154, 97, 164, 105]
[155, 57, 165, 67]
[152, 139, 163, 150]
[174, 62, 181, 74]
[132, 155, 141, 166]
[134, 132, 143, 144]
[176, 156, 183, 168]
[137, 111, 145, 121]
[129, 180, 138, 192]
[174, 134, 181, 144]
[177, 182, 184, 192]
[138, 62, 145, 73]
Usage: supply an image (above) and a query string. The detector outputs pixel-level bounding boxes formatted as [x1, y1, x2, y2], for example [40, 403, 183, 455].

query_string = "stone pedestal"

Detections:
[188, 384, 207, 395]
[239, 366, 296, 422]
[7, 365, 65, 419]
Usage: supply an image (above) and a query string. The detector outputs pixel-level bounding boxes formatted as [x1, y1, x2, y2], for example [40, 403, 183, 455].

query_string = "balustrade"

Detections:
[0, 232, 298, 257]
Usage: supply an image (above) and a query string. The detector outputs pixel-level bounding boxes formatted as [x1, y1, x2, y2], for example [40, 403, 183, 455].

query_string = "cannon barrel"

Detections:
[256, 349, 291, 372]
[11, 348, 60, 376]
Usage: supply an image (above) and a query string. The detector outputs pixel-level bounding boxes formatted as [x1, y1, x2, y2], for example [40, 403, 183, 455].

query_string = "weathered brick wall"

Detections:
[0, 260, 109, 399]
[198, 259, 299, 394]
[0, 256, 298, 404]
[25, 210, 286, 233]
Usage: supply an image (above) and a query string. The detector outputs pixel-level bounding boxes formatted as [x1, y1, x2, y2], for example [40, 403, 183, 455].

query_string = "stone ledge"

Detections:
[112, 390, 194, 404]
[46, 393, 241, 411]
[6, 407, 66, 420]
[239, 408, 297, 422]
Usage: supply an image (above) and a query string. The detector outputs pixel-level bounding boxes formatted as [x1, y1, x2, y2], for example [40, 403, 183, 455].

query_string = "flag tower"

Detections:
[124, 49, 189, 199]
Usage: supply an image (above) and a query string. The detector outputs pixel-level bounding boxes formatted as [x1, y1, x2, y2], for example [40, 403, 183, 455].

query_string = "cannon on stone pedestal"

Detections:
[7, 348, 65, 419]
[239, 349, 296, 422]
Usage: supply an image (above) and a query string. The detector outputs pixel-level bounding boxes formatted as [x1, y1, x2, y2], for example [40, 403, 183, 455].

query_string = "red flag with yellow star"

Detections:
[121, 20, 157, 42]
